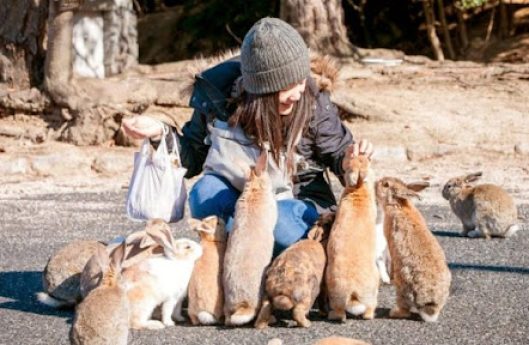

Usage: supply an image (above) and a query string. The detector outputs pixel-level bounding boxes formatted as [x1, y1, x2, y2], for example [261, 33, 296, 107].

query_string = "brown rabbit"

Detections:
[80, 228, 163, 299]
[70, 242, 129, 345]
[187, 215, 227, 325]
[442, 172, 520, 239]
[255, 213, 334, 329]
[376, 177, 451, 322]
[254, 213, 335, 329]
[37, 240, 106, 308]
[326, 155, 379, 321]
[223, 151, 278, 326]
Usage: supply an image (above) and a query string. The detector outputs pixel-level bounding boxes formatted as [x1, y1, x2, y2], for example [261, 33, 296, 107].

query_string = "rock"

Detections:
[31, 150, 91, 177]
[372, 146, 408, 161]
[514, 143, 529, 156]
[91, 152, 133, 175]
[0, 157, 30, 175]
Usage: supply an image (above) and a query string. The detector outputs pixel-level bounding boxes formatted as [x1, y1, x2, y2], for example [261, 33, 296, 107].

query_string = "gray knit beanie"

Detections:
[241, 17, 310, 95]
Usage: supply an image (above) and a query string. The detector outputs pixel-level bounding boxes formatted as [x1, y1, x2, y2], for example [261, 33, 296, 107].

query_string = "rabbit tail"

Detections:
[197, 311, 219, 325]
[228, 303, 256, 326]
[36, 292, 75, 308]
[272, 295, 294, 310]
[504, 224, 520, 237]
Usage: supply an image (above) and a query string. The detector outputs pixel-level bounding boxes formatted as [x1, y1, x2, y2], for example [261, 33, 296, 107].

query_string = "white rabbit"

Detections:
[122, 219, 202, 329]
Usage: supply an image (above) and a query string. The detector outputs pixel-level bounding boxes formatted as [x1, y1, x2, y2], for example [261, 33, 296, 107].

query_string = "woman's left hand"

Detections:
[342, 139, 374, 172]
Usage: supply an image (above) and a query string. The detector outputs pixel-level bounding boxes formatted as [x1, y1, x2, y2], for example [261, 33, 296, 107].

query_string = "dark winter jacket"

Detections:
[163, 55, 353, 212]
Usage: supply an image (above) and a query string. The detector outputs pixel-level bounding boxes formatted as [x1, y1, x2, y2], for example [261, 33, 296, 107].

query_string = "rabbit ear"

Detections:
[407, 181, 430, 192]
[200, 216, 219, 233]
[307, 224, 324, 242]
[393, 185, 421, 201]
[188, 218, 203, 231]
[464, 172, 482, 183]
[109, 241, 126, 273]
[253, 150, 268, 177]
[147, 222, 175, 255]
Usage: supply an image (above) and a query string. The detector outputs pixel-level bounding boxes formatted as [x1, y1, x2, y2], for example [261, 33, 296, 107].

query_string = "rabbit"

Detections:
[254, 212, 335, 329]
[442, 172, 520, 239]
[312, 337, 371, 345]
[376, 177, 451, 322]
[69, 242, 129, 345]
[187, 215, 227, 325]
[223, 150, 278, 326]
[326, 154, 379, 321]
[122, 219, 202, 330]
[37, 240, 106, 308]
[80, 229, 163, 299]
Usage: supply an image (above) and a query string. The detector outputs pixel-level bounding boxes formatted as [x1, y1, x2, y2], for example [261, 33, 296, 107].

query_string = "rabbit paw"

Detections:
[467, 230, 483, 238]
[162, 319, 176, 327]
[140, 320, 166, 330]
[172, 314, 186, 322]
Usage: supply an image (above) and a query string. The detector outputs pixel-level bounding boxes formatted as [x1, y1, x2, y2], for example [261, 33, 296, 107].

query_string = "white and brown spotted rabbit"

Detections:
[255, 213, 335, 329]
[122, 219, 202, 330]
[377, 177, 451, 322]
[442, 172, 520, 239]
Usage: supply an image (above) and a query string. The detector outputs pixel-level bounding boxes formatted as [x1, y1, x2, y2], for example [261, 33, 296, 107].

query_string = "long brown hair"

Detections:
[229, 80, 315, 175]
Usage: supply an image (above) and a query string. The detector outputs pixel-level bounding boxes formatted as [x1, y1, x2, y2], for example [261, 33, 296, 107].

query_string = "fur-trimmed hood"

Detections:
[183, 50, 339, 96]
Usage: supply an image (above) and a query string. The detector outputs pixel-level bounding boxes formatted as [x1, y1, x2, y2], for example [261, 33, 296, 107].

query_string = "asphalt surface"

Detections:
[0, 190, 528, 345]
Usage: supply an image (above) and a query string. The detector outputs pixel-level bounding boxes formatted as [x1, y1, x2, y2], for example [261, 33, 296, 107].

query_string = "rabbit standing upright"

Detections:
[122, 219, 202, 329]
[442, 172, 520, 239]
[223, 151, 278, 326]
[37, 240, 106, 308]
[70, 242, 129, 345]
[326, 154, 379, 321]
[255, 213, 335, 329]
[376, 177, 451, 322]
[187, 216, 227, 325]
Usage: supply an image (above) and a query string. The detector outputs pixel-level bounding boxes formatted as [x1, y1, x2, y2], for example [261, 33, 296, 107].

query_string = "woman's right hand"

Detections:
[121, 116, 165, 141]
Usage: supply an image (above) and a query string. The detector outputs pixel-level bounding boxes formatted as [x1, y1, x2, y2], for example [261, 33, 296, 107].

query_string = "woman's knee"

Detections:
[189, 174, 239, 220]
[273, 200, 319, 252]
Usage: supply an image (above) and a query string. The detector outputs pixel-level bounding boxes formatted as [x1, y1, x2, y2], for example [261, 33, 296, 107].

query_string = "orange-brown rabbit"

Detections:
[326, 155, 379, 321]
[187, 216, 227, 325]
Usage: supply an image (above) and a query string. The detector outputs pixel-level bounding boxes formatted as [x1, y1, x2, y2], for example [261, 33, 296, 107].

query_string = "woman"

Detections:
[123, 17, 373, 253]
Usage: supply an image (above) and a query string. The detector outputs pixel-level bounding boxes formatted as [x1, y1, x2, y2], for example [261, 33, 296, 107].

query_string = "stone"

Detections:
[31, 150, 91, 177]
[0, 157, 30, 175]
[514, 143, 529, 156]
[91, 152, 133, 175]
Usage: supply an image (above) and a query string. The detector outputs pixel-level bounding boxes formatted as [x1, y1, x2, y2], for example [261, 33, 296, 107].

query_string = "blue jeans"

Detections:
[189, 174, 319, 254]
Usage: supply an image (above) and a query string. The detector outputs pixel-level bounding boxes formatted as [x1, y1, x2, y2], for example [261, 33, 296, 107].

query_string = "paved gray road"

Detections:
[0, 191, 528, 345]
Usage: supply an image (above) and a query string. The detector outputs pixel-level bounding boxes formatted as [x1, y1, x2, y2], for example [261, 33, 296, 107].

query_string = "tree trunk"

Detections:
[422, 0, 444, 61]
[455, 6, 469, 51]
[0, 0, 49, 91]
[280, 0, 359, 57]
[437, 0, 455, 60]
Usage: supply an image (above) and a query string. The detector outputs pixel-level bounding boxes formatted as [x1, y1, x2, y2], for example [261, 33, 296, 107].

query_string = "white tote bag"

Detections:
[126, 131, 187, 223]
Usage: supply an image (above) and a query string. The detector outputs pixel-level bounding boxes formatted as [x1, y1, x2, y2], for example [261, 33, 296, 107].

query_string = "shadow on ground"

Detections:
[0, 271, 72, 317]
